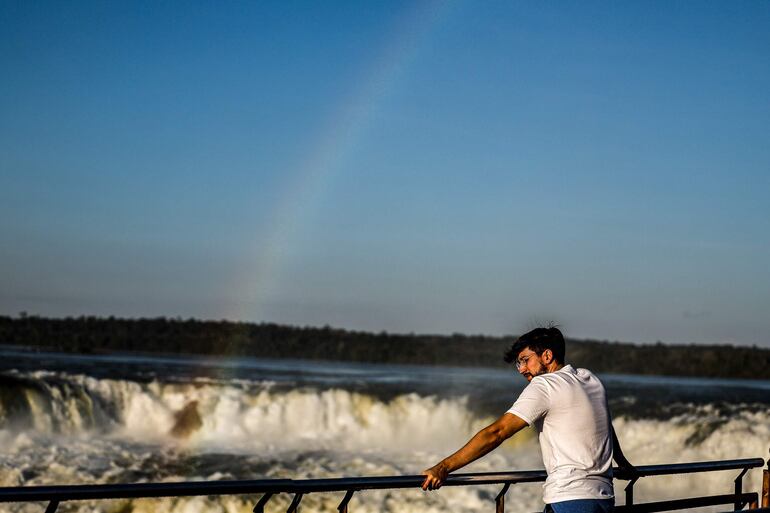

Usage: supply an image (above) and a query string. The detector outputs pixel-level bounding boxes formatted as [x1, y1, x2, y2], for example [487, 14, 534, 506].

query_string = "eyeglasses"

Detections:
[515, 353, 536, 368]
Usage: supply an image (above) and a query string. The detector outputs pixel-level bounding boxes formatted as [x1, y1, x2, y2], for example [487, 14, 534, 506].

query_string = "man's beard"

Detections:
[523, 361, 547, 381]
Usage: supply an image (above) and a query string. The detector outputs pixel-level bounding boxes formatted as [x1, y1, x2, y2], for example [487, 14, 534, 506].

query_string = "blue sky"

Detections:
[1, 1, 769, 347]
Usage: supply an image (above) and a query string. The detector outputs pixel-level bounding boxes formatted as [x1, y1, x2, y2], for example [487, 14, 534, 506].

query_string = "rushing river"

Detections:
[0, 347, 768, 513]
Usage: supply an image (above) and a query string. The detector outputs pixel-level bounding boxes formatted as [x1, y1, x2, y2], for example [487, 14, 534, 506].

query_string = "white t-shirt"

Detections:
[506, 364, 614, 504]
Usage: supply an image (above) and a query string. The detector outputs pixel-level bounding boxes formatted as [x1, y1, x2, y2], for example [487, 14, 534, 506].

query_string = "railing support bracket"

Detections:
[337, 490, 355, 513]
[734, 467, 749, 510]
[495, 483, 511, 513]
[287, 493, 303, 513]
[254, 493, 274, 513]
[44, 500, 59, 513]
[625, 477, 638, 506]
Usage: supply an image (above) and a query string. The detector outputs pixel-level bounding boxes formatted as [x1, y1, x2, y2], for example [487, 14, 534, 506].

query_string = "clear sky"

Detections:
[1, 1, 769, 347]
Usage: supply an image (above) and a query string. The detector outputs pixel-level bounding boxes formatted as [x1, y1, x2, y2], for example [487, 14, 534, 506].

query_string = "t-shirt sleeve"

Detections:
[506, 378, 550, 426]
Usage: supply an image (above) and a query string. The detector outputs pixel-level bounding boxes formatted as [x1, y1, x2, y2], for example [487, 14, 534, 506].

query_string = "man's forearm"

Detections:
[422, 413, 526, 491]
[611, 424, 632, 466]
[438, 426, 507, 472]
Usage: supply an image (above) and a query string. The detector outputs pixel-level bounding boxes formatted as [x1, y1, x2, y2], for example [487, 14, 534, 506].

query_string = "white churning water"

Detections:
[0, 357, 768, 513]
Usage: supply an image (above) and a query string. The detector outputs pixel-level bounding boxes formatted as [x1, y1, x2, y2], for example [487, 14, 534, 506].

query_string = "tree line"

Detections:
[0, 315, 768, 380]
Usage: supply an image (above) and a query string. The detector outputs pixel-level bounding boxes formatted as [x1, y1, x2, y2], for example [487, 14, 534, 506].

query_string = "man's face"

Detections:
[515, 348, 548, 382]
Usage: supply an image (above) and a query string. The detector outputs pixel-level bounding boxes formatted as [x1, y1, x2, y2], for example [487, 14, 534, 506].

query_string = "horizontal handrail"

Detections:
[0, 458, 763, 504]
[625, 459, 765, 477]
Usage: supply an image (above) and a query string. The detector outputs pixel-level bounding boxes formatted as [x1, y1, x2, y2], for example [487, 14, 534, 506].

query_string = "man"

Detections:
[421, 327, 633, 513]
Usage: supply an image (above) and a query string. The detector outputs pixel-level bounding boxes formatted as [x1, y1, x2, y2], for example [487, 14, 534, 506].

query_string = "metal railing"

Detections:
[0, 457, 766, 513]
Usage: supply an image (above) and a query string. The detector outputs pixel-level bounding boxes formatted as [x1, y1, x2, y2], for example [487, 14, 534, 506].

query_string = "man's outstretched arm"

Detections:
[421, 412, 528, 490]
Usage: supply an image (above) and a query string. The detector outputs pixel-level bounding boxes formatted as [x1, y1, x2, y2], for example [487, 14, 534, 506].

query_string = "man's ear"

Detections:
[542, 349, 553, 364]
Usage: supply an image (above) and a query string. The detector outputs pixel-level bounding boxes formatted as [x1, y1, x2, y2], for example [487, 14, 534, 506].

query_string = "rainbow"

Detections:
[229, 0, 458, 326]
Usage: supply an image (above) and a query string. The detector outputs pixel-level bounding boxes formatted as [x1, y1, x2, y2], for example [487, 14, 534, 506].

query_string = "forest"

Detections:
[0, 315, 768, 379]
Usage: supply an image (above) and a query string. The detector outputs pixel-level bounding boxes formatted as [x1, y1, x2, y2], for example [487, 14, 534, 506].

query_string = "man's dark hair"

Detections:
[504, 327, 566, 364]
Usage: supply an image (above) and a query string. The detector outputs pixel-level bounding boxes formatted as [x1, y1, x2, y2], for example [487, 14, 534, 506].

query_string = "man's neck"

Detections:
[546, 362, 564, 374]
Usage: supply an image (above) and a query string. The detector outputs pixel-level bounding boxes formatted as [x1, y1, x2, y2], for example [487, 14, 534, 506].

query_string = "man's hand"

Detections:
[421, 462, 449, 490]
[613, 459, 639, 480]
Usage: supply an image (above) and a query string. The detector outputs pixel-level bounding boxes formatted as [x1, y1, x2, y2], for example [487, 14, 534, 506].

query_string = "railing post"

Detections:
[762, 458, 769, 508]
[44, 500, 59, 513]
[253, 493, 274, 513]
[495, 483, 510, 513]
[337, 490, 355, 513]
[625, 478, 638, 506]
[735, 468, 749, 510]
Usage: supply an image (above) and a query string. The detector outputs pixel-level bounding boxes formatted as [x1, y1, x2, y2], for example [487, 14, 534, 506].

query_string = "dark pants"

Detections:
[545, 499, 615, 513]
